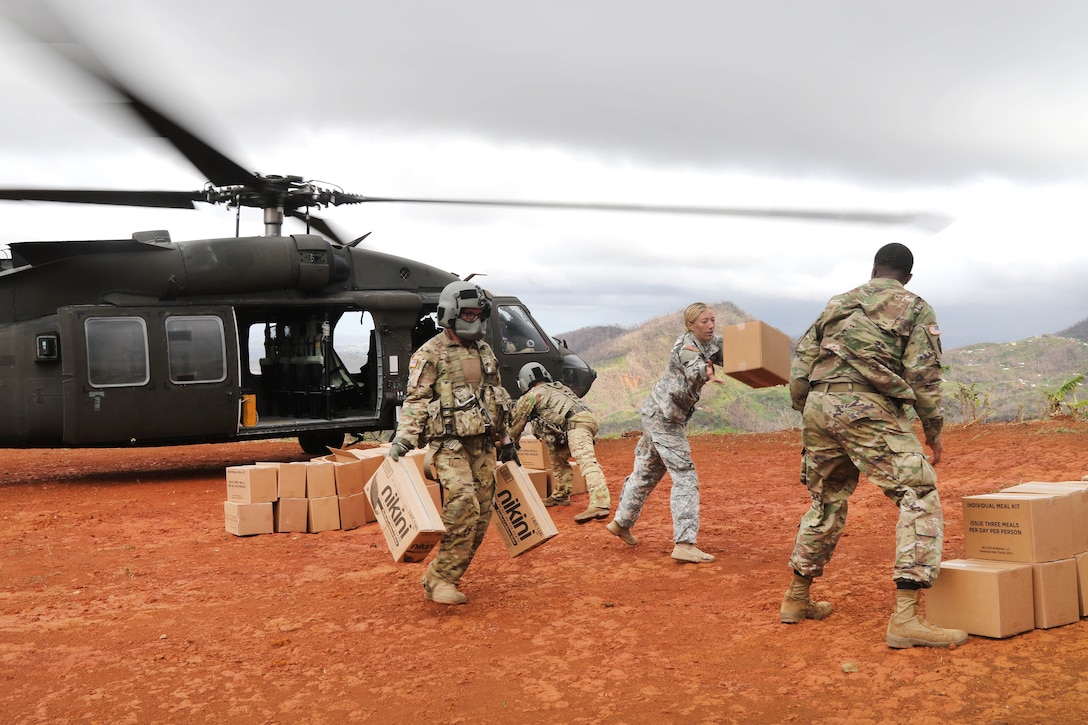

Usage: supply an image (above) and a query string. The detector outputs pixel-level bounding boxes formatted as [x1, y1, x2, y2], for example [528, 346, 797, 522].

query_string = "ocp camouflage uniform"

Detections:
[788, 276, 944, 586]
[614, 331, 722, 544]
[394, 330, 512, 588]
[509, 382, 610, 510]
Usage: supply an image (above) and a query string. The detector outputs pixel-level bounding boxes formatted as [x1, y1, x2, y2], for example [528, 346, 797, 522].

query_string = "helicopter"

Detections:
[0, 9, 948, 453]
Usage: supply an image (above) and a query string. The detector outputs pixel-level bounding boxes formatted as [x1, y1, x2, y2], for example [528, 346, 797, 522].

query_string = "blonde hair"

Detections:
[684, 302, 712, 330]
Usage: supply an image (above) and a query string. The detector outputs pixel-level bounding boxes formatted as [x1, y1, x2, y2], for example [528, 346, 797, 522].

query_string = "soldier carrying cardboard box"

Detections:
[510, 362, 611, 523]
[387, 281, 519, 606]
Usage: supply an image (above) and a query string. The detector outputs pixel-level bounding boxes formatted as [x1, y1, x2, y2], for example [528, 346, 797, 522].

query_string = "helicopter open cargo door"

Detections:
[58, 305, 241, 445]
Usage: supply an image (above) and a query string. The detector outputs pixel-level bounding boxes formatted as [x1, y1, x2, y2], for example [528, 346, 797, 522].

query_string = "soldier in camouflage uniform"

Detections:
[607, 302, 725, 564]
[781, 242, 968, 649]
[388, 281, 518, 606]
[509, 362, 611, 523]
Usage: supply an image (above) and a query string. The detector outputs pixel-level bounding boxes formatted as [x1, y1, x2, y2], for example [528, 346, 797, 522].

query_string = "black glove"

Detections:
[387, 438, 411, 461]
[498, 442, 521, 465]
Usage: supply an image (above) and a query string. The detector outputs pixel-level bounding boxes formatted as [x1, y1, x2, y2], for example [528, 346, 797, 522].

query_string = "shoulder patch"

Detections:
[927, 324, 941, 336]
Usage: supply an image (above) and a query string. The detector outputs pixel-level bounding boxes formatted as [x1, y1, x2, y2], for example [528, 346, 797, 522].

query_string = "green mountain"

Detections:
[562, 303, 1088, 437]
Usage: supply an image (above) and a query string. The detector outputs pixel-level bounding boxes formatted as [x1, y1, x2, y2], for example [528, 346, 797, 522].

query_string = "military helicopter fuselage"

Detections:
[0, 230, 595, 453]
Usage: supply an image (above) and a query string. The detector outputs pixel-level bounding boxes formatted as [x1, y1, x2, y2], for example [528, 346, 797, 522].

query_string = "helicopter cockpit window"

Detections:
[497, 304, 549, 354]
[166, 316, 227, 384]
[85, 317, 150, 388]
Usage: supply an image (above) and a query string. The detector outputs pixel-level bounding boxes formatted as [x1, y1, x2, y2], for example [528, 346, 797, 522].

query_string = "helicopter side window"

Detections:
[85, 317, 150, 388]
[497, 305, 549, 354]
[166, 316, 227, 384]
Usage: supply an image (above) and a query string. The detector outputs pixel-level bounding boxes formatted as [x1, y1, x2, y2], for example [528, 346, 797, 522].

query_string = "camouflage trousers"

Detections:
[613, 410, 700, 544]
[788, 390, 943, 586]
[429, 434, 496, 587]
[547, 415, 610, 509]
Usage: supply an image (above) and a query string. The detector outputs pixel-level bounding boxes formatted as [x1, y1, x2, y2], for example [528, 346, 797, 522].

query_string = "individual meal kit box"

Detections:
[224, 501, 274, 536]
[962, 492, 1076, 563]
[225, 465, 278, 504]
[926, 559, 1034, 639]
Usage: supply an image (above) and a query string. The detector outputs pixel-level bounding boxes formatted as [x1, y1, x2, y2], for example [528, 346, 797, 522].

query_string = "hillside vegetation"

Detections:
[564, 303, 1088, 437]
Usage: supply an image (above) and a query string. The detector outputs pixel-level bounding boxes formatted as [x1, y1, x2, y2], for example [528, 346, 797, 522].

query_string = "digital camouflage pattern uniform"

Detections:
[394, 330, 512, 589]
[509, 381, 610, 510]
[788, 276, 945, 586]
[613, 331, 722, 544]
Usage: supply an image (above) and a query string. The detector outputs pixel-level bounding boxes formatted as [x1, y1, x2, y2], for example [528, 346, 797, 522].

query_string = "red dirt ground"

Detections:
[3, 418, 1088, 724]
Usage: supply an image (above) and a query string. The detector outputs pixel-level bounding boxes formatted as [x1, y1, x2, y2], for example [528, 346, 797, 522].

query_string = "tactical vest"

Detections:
[424, 342, 506, 442]
[532, 382, 590, 438]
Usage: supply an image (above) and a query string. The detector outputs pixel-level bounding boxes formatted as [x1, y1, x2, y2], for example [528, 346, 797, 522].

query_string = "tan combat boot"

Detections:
[671, 543, 715, 563]
[606, 520, 638, 546]
[573, 506, 609, 523]
[886, 589, 967, 648]
[780, 572, 833, 623]
[422, 567, 467, 605]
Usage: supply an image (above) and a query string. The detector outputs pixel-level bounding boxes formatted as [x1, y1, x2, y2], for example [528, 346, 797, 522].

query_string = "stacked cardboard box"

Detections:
[224, 465, 277, 536]
[927, 483, 1087, 637]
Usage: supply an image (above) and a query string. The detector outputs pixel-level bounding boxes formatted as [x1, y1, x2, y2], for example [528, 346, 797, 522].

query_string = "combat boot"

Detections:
[422, 567, 467, 605]
[886, 589, 967, 648]
[780, 572, 833, 623]
[606, 520, 638, 546]
[542, 495, 570, 507]
[573, 506, 609, 523]
[671, 543, 715, 563]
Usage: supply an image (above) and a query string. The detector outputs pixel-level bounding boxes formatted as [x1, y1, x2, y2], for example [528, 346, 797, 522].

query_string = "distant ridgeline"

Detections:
[562, 303, 1088, 437]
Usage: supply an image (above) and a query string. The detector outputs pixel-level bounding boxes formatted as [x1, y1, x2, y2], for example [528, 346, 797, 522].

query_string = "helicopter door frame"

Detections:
[58, 305, 241, 445]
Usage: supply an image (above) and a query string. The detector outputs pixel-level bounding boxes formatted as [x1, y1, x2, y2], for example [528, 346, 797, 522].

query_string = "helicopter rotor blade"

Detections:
[329, 194, 954, 233]
[0, 188, 202, 209]
[4, 2, 263, 190]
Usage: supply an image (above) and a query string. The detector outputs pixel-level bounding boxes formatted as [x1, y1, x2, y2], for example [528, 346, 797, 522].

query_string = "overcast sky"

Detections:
[2, 1, 1088, 349]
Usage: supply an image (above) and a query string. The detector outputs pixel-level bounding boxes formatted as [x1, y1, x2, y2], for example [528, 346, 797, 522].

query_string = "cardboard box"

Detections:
[307, 495, 341, 533]
[523, 467, 550, 499]
[257, 461, 308, 499]
[926, 559, 1035, 638]
[720, 320, 792, 388]
[305, 460, 337, 499]
[225, 465, 278, 504]
[518, 437, 551, 470]
[1031, 558, 1080, 629]
[570, 460, 587, 496]
[427, 481, 442, 512]
[1076, 551, 1088, 617]
[492, 462, 559, 557]
[274, 497, 308, 533]
[962, 492, 1076, 563]
[1002, 482, 1088, 554]
[365, 457, 446, 563]
[326, 447, 387, 489]
[224, 501, 274, 536]
[339, 492, 369, 531]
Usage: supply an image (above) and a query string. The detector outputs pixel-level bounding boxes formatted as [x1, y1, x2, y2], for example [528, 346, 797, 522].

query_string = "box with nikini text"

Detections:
[365, 457, 446, 563]
[719, 320, 792, 388]
[962, 492, 1076, 563]
[492, 462, 558, 557]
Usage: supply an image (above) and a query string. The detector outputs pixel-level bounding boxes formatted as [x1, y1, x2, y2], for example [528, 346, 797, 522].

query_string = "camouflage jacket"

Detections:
[394, 330, 512, 448]
[642, 331, 722, 423]
[509, 381, 594, 441]
[790, 277, 944, 441]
